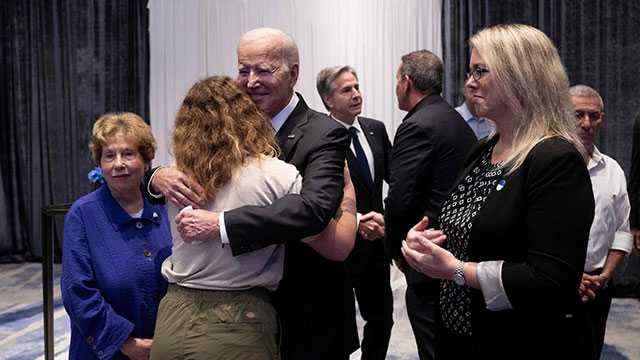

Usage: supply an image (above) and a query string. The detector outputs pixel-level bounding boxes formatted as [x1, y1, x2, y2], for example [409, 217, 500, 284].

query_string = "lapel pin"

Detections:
[368, 131, 374, 135]
[496, 179, 506, 191]
[152, 212, 158, 218]
[288, 134, 296, 139]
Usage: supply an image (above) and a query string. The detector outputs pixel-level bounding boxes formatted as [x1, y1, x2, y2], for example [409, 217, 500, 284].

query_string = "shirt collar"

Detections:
[587, 146, 605, 171]
[271, 93, 299, 132]
[97, 185, 162, 230]
[456, 101, 489, 123]
[330, 115, 362, 132]
[456, 102, 474, 121]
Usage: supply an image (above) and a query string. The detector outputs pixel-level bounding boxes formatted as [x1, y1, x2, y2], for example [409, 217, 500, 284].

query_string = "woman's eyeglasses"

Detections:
[466, 67, 490, 81]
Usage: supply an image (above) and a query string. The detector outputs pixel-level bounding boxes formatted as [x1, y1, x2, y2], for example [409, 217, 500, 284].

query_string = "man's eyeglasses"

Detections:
[575, 110, 603, 123]
[466, 67, 490, 81]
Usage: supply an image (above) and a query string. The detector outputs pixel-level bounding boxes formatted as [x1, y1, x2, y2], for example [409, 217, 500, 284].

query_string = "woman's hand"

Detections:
[401, 217, 457, 280]
[121, 337, 152, 360]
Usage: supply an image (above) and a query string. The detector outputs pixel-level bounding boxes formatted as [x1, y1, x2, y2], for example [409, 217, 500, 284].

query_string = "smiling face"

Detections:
[236, 37, 298, 118]
[100, 134, 147, 197]
[466, 48, 510, 124]
[324, 71, 362, 123]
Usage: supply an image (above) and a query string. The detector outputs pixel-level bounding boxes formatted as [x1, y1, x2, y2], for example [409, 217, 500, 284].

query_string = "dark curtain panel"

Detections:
[442, 0, 640, 294]
[0, 0, 149, 259]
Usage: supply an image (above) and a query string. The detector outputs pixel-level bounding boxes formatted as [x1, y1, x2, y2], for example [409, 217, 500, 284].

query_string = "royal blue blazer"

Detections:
[61, 185, 171, 359]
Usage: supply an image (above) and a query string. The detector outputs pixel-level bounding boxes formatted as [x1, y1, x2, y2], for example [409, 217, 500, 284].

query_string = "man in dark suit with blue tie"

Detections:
[316, 65, 393, 360]
[385, 50, 476, 359]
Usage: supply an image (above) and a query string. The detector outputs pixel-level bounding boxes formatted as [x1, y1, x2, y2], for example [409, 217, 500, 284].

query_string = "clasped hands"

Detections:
[153, 166, 220, 243]
[579, 272, 609, 303]
[401, 216, 457, 280]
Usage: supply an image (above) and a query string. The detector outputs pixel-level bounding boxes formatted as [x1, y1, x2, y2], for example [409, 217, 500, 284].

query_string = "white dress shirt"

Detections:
[584, 146, 633, 272]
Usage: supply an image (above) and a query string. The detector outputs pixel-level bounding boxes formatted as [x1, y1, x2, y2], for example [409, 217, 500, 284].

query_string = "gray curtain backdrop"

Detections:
[442, 0, 640, 294]
[0, 0, 150, 260]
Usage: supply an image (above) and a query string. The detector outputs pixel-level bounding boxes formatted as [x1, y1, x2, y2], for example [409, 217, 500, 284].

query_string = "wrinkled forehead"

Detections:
[570, 96, 602, 111]
[103, 133, 138, 147]
[237, 37, 285, 66]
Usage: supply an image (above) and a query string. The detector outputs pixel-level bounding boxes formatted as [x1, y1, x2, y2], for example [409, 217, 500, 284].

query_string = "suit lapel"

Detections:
[276, 95, 308, 162]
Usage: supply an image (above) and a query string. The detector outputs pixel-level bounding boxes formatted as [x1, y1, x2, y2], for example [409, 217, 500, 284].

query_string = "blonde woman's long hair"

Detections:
[470, 24, 585, 174]
[171, 76, 279, 200]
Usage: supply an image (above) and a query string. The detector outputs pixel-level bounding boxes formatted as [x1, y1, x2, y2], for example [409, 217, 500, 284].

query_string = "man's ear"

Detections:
[404, 75, 414, 92]
[288, 63, 299, 87]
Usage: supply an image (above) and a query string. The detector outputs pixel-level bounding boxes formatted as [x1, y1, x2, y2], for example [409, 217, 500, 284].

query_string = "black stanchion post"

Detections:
[41, 204, 71, 360]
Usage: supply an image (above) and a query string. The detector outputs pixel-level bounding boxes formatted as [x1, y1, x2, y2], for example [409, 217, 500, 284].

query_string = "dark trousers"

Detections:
[434, 323, 471, 360]
[406, 282, 439, 360]
[348, 255, 394, 360]
[584, 283, 614, 358]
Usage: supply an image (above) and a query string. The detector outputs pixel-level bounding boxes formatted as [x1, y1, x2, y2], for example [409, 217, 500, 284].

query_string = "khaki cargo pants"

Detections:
[151, 284, 279, 360]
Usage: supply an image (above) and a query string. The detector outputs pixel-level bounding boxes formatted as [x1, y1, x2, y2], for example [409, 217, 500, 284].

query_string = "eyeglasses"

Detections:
[466, 67, 490, 81]
[575, 110, 603, 124]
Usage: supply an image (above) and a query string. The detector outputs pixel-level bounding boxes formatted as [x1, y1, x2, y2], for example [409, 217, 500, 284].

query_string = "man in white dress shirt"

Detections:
[570, 84, 633, 357]
[455, 81, 494, 140]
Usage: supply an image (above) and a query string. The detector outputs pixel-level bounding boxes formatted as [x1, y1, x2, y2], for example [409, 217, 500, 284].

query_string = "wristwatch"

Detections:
[453, 260, 466, 286]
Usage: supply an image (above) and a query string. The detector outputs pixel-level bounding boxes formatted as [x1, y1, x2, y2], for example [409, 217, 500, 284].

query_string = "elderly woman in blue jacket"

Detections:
[62, 112, 171, 360]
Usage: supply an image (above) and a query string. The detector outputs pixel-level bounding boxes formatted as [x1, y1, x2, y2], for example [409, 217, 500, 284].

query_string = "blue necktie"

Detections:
[348, 127, 373, 186]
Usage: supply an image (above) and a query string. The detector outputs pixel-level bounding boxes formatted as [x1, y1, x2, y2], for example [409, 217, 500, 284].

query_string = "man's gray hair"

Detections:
[399, 50, 443, 94]
[569, 84, 604, 110]
[239, 28, 299, 70]
[316, 65, 358, 111]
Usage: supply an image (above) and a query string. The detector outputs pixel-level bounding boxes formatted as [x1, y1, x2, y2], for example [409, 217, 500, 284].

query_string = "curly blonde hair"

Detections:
[89, 112, 156, 164]
[172, 76, 279, 200]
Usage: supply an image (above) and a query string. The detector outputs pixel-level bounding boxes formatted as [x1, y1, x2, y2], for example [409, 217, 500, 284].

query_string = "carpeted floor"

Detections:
[0, 262, 638, 359]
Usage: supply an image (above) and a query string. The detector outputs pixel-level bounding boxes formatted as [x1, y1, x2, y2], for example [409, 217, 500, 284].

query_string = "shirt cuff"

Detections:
[356, 212, 361, 231]
[477, 260, 512, 311]
[611, 230, 633, 254]
[219, 212, 229, 245]
[147, 167, 165, 199]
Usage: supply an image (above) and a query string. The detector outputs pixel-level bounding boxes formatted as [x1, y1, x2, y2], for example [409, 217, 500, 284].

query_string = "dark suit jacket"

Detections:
[384, 94, 476, 286]
[629, 113, 640, 228]
[460, 136, 595, 359]
[254, 94, 357, 359]
[345, 117, 392, 272]
[224, 95, 349, 255]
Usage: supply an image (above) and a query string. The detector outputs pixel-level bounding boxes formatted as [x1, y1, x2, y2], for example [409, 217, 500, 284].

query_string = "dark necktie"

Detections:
[348, 127, 373, 186]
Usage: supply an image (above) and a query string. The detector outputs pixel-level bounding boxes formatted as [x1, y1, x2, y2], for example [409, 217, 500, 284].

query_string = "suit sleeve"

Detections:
[141, 167, 165, 204]
[501, 144, 594, 312]
[61, 209, 134, 359]
[224, 126, 349, 255]
[629, 114, 640, 228]
[380, 122, 393, 183]
[384, 120, 434, 260]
